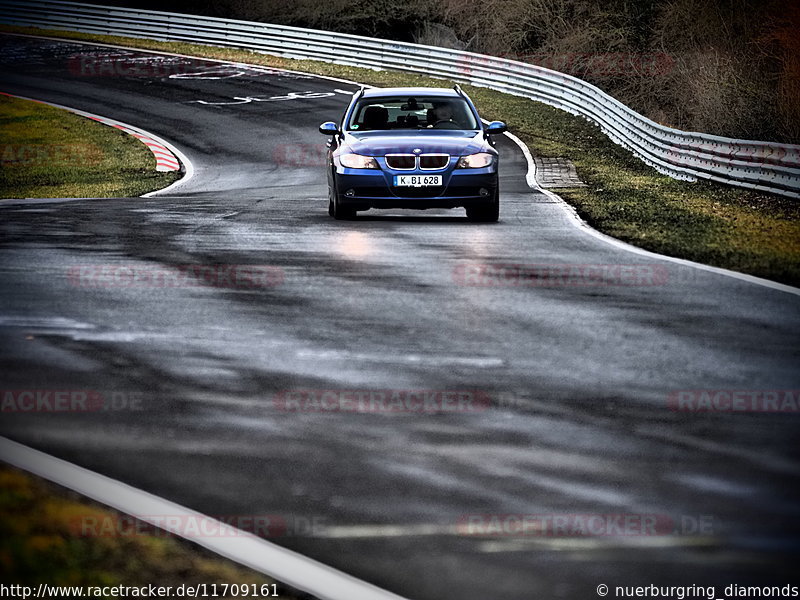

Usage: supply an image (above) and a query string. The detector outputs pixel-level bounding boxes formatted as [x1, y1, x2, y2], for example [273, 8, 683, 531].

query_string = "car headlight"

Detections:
[338, 153, 379, 169]
[457, 153, 494, 169]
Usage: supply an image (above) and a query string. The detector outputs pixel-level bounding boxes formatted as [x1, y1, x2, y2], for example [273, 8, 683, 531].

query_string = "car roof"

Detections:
[359, 87, 461, 98]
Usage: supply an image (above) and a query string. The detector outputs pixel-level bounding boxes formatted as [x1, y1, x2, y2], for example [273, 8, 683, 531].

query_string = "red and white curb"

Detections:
[0, 437, 410, 600]
[103, 120, 179, 172]
[1, 91, 184, 173]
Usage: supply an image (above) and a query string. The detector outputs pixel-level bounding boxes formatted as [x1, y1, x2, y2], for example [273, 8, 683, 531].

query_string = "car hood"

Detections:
[343, 131, 490, 157]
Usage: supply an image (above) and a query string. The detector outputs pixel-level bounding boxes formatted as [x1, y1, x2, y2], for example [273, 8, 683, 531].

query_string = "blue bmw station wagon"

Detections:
[319, 86, 507, 221]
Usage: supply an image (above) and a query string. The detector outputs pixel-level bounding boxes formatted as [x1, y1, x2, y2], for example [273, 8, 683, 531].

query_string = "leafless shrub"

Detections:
[135, 0, 798, 142]
[413, 22, 467, 50]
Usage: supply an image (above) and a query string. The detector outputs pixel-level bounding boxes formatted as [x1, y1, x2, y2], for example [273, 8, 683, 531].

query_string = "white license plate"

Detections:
[393, 175, 442, 187]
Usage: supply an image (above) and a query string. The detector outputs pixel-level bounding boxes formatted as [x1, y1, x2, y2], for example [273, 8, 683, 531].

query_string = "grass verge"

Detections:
[0, 464, 311, 598]
[0, 93, 179, 198]
[1, 26, 798, 286]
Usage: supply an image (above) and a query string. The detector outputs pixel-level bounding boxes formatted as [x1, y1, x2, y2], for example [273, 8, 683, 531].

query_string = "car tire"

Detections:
[466, 187, 499, 222]
[328, 181, 357, 220]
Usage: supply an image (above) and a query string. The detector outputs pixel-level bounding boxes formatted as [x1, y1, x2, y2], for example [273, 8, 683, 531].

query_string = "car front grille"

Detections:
[419, 154, 449, 170]
[385, 154, 451, 170]
[385, 154, 416, 170]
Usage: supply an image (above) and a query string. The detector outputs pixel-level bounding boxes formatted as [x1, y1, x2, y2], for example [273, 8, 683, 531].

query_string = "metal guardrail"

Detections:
[2, 0, 799, 198]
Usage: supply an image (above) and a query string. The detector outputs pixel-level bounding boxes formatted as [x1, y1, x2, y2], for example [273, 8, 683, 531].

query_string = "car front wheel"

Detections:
[328, 181, 357, 220]
[465, 187, 499, 222]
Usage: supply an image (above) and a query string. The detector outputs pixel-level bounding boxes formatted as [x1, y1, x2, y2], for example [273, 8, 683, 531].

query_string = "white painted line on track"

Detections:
[0, 436, 411, 600]
[500, 128, 800, 297]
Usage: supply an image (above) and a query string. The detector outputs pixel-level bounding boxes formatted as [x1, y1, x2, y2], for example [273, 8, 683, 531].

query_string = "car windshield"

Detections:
[347, 96, 479, 131]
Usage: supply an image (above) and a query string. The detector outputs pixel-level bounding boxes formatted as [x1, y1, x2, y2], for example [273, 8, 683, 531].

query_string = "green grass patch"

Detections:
[2, 26, 798, 285]
[0, 464, 308, 598]
[467, 89, 800, 285]
[0, 93, 179, 198]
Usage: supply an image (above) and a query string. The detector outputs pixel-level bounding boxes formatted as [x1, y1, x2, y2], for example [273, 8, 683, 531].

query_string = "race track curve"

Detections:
[1, 33, 799, 600]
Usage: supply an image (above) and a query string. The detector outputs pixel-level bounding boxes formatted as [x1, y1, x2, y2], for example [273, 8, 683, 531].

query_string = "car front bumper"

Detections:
[334, 167, 498, 210]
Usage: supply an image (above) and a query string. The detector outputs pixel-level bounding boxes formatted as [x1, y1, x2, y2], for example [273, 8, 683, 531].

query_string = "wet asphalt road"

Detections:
[1, 34, 799, 599]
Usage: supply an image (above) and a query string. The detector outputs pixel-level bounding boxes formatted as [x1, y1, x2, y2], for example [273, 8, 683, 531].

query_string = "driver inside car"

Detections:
[429, 101, 459, 128]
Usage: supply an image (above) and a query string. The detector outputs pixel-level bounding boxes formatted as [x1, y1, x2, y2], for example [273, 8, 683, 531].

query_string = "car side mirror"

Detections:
[319, 122, 340, 135]
[485, 121, 507, 135]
